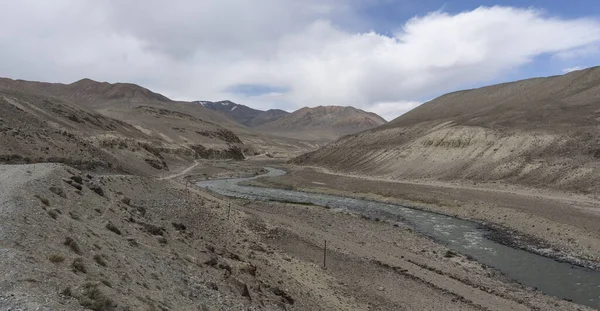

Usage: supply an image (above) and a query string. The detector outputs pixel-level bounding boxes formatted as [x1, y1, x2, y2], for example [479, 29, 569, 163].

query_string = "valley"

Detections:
[3, 69, 600, 310]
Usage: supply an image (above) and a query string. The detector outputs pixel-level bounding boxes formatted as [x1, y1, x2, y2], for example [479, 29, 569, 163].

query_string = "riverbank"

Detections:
[192, 165, 596, 310]
[192, 167, 592, 310]
[242, 165, 600, 268]
[8, 159, 591, 310]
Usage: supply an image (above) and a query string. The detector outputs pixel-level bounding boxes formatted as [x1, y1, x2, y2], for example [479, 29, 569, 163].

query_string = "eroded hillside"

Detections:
[0, 89, 245, 175]
[294, 67, 600, 194]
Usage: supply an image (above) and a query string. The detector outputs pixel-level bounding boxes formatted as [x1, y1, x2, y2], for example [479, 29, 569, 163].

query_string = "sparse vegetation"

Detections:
[120, 196, 131, 205]
[64, 237, 82, 255]
[139, 222, 165, 236]
[71, 257, 87, 273]
[48, 254, 65, 263]
[49, 186, 66, 198]
[444, 250, 457, 258]
[69, 211, 81, 220]
[171, 222, 186, 231]
[60, 286, 73, 297]
[93, 254, 107, 267]
[48, 209, 59, 219]
[34, 194, 50, 206]
[105, 222, 121, 235]
[79, 282, 116, 311]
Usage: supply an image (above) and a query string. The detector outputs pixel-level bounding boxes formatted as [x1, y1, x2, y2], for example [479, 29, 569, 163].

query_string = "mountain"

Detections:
[256, 105, 387, 141]
[0, 78, 251, 173]
[195, 100, 289, 127]
[0, 78, 242, 129]
[197, 101, 387, 141]
[294, 66, 600, 193]
[0, 77, 325, 167]
[0, 78, 171, 106]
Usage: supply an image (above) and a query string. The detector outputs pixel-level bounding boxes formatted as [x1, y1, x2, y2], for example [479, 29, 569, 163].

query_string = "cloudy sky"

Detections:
[1, 1, 600, 120]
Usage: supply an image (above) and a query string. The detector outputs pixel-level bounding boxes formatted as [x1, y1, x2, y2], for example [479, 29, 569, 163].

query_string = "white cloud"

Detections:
[563, 66, 584, 73]
[0, 3, 599, 120]
[370, 101, 424, 121]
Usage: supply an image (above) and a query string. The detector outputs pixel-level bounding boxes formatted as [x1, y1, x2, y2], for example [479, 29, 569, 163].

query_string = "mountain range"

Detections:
[193, 100, 289, 127]
[294, 66, 600, 193]
[0, 77, 387, 172]
[198, 100, 387, 141]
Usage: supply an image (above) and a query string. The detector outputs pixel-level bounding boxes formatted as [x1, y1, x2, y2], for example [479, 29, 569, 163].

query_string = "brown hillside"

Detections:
[257, 106, 386, 141]
[294, 66, 600, 194]
[0, 87, 246, 174]
[0, 77, 242, 128]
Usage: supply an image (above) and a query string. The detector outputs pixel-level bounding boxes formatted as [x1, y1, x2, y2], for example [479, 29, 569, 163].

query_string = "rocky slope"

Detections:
[196, 100, 289, 127]
[0, 163, 321, 310]
[294, 66, 600, 193]
[0, 78, 242, 129]
[0, 86, 245, 175]
[0, 77, 323, 164]
[257, 106, 387, 141]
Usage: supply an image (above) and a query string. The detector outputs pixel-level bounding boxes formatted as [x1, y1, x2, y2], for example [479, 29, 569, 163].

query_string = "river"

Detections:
[197, 167, 600, 309]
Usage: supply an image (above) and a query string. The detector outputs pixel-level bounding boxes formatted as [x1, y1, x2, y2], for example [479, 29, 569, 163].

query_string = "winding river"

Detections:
[197, 167, 600, 309]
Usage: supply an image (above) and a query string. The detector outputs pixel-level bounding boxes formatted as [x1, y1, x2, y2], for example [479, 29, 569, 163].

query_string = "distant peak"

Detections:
[67, 78, 171, 102]
[71, 78, 101, 85]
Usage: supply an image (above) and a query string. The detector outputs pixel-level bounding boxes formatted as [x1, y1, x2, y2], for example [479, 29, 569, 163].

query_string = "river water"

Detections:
[197, 167, 600, 309]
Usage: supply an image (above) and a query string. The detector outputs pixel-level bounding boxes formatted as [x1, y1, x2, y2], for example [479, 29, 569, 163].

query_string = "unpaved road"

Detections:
[158, 160, 200, 180]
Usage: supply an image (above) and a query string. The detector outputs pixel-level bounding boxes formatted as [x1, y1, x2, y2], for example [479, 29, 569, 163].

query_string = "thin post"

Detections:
[323, 240, 327, 269]
[227, 203, 231, 220]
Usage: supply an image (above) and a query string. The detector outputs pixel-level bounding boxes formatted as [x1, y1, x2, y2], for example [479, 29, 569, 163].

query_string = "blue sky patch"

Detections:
[226, 84, 289, 97]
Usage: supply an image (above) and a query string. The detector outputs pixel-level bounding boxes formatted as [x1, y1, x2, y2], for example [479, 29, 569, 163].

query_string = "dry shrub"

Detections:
[34, 194, 50, 206]
[64, 237, 82, 255]
[48, 254, 65, 263]
[71, 258, 87, 274]
[80, 282, 116, 311]
[93, 254, 107, 267]
[105, 222, 121, 235]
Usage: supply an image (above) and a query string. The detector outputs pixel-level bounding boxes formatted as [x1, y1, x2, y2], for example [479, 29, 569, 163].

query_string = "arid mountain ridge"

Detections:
[0, 77, 385, 173]
[295, 66, 600, 193]
[197, 100, 387, 140]
[253, 105, 388, 141]
[194, 100, 289, 127]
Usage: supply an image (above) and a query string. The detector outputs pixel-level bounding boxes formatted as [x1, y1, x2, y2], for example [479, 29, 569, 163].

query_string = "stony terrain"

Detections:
[0, 163, 325, 310]
[295, 66, 600, 194]
[2, 161, 590, 311]
[4, 69, 600, 310]
[0, 88, 245, 176]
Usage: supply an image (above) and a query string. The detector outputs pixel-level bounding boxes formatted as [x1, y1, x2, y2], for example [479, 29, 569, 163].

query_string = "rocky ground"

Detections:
[0, 162, 324, 310]
[0, 160, 595, 311]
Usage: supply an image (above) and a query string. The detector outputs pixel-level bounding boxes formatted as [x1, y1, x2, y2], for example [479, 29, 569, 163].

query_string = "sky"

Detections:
[1, 1, 600, 120]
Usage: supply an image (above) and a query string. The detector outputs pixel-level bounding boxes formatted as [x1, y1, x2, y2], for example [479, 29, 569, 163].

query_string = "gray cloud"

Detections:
[1, 2, 599, 120]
